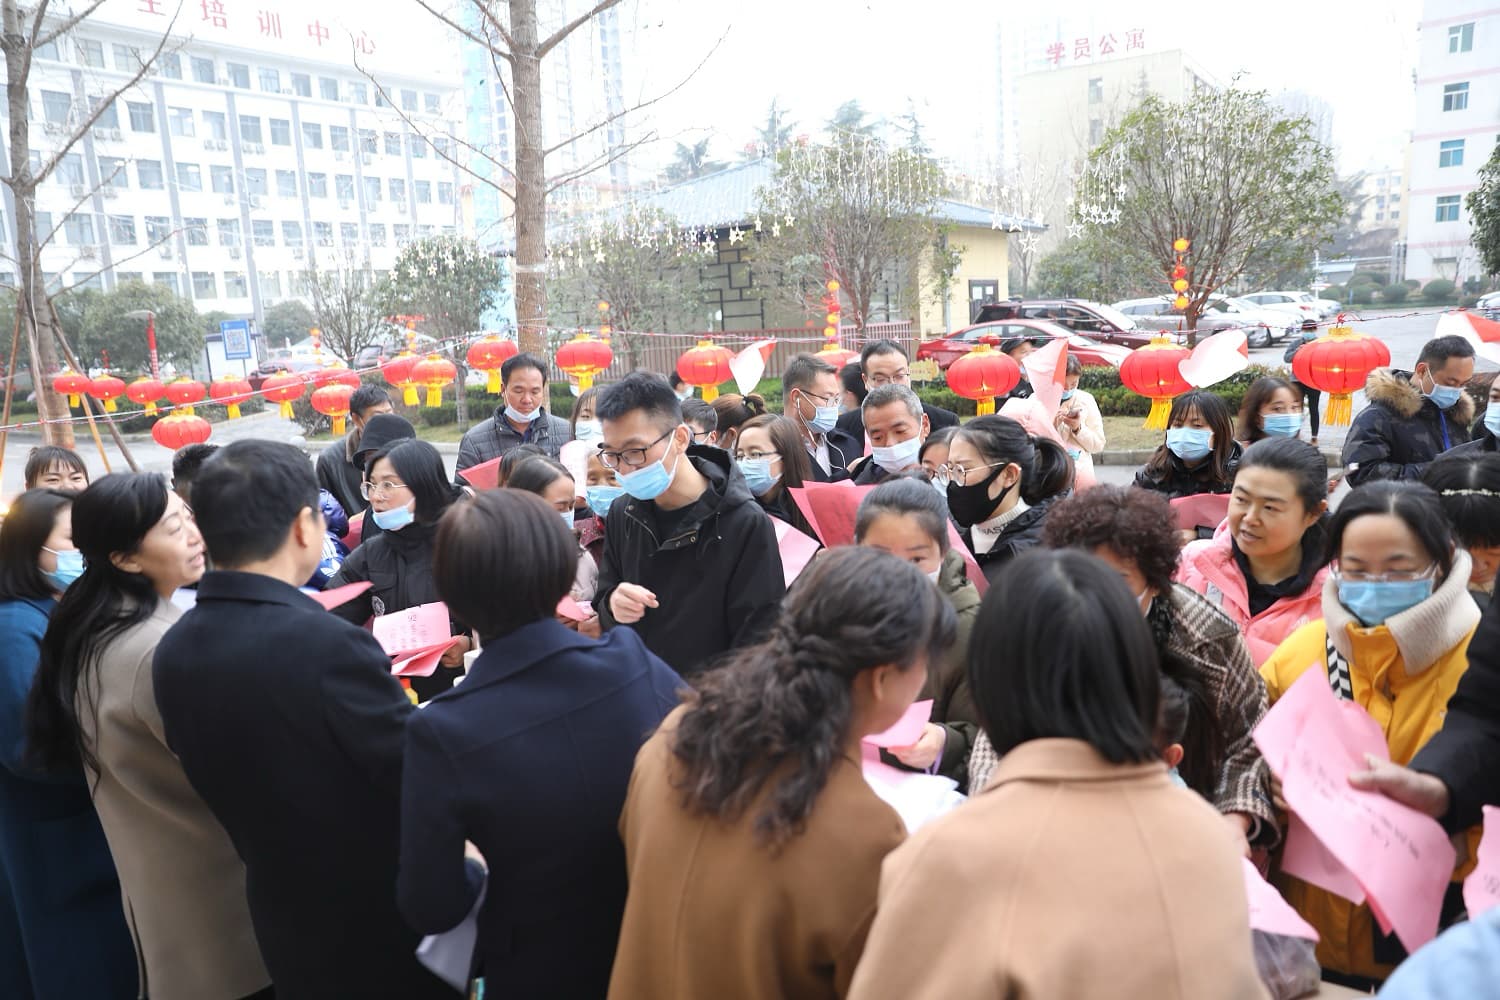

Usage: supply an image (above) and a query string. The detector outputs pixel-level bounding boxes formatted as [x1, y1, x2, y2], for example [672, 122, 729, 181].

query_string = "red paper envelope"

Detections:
[772, 518, 821, 588]
[863, 699, 933, 748]
[1170, 493, 1231, 533]
[373, 602, 450, 655]
[789, 482, 877, 548]
[310, 581, 372, 610]
[1243, 857, 1319, 941]
[458, 456, 503, 491]
[392, 641, 455, 678]
[556, 595, 591, 622]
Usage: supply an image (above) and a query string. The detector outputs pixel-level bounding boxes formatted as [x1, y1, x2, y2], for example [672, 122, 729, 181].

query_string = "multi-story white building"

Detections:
[5, 0, 463, 336]
[1356, 166, 1407, 231]
[1403, 1, 1500, 283]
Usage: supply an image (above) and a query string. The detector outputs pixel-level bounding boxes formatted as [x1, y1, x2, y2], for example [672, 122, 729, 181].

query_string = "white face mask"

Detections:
[870, 435, 922, 474]
[574, 419, 603, 443]
[926, 566, 941, 584]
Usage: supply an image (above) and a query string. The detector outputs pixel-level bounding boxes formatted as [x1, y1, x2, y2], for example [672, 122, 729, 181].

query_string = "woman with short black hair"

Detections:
[398, 490, 682, 998]
[1424, 450, 1500, 609]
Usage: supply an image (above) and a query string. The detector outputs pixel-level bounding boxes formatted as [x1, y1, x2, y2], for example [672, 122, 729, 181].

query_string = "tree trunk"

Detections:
[510, 0, 547, 356]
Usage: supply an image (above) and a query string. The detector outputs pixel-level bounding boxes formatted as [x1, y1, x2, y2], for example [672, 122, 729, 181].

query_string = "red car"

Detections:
[916, 319, 1133, 371]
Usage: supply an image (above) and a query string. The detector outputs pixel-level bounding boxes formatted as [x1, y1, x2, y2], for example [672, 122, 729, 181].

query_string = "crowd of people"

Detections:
[1, 331, 1500, 999]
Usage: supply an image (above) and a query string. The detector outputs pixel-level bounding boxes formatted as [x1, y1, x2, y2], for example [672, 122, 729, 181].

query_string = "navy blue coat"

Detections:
[0, 597, 135, 1000]
[153, 571, 449, 1000]
[397, 619, 683, 997]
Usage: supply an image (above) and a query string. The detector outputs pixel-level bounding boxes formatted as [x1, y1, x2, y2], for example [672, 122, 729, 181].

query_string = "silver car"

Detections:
[1112, 295, 1291, 348]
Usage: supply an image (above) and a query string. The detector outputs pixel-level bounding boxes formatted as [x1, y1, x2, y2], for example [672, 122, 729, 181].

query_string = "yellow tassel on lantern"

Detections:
[103, 399, 117, 412]
[486, 370, 501, 393]
[333, 414, 347, 435]
[402, 384, 419, 406]
[278, 400, 294, 419]
[701, 385, 719, 403]
[67, 393, 81, 408]
[1325, 393, 1354, 426]
[227, 403, 241, 419]
[1145, 397, 1173, 430]
[180, 404, 195, 416]
[425, 386, 442, 407]
[144, 401, 158, 416]
[976, 397, 996, 416]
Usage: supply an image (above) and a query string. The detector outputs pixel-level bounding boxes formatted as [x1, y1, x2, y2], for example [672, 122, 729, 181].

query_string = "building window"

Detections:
[240, 115, 263, 144]
[192, 271, 216, 298]
[434, 136, 451, 158]
[1391, 210, 1400, 220]
[211, 165, 235, 194]
[313, 221, 333, 245]
[252, 219, 275, 246]
[319, 77, 339, 101]
[270, 118, 291, 145]
[34, 38, 58, 61]
[376, 89, 389, 109]
[368, 223, 386, 246]
[401, 89, 418, 112]
[276, 170, 298, 197]
[217, 218, 241, 246]
[63, 213, 96, 245]
[176, 162, 203, 192]
[291, 73, 311, 97]
[438, 181, 454, 204]
[243, 168, 267, 196]
[203, 110, 228, 141]
[192, 56, 215, 83]
[410, 135, 425, 159]
[112, 42, 137, 71]
[127, 101, 155, 132]
[1087, 77, 1103, 103]
[138, 160, 164, 189]
[389, 178, 406, 201]
[1436, 195, 1461, 222]
[414, 180, 431, 204]
[1439, 139, 1465, 168]
[302, 122, 323, 149]
[307, 173, 328, 197]
[424, 93, 441, 114]
[153, 272, 180, 294]
[1443, 82, 1470, 112]
[145, 216, 171, 244]
[282, 221, 303, 246]
[76, 39, 105, 68]
[360, 129, 377, 154]
[224, 272, 248, 297]
[340, 222, 359, 244]
[98, 156, 127, 188]
[58, 154, 85, 187]
[1449, 22, 1474, 53]
[73, 272, 104, 291]
[364, 176, 381, 202]
[159, 52, 181, 79]
[260, 270, 281, 297]
[336, 174, 355, 200]
[88, 96, 119, 129]
[394, 224, 411, 244]
[384, 132, 402, 156]
[168, 107, 195, 137]
[117, 272, 143, 287]
[107, 215, 136, 245]
[41, 90, 71, 125]
[259, 67, 281, 92]
[1088, 118, 1103, 144]
[329, 125, 350, 152]
[184, 218, 209, 245]
[350, 82, 368, 104]
[32, 212, 52, 241]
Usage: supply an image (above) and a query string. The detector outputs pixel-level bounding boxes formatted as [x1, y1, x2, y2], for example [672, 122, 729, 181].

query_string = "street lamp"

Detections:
[124, 309, 159, 379]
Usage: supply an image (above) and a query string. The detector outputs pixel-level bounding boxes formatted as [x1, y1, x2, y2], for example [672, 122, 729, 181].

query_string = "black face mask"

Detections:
[946, 465, 1015, 528]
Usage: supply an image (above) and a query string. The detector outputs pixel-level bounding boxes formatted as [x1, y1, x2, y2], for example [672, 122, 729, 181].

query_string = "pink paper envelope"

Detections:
[1170, 493, 1231, 533]
[392, 641, 454, 678]
[1243, 857, 1320, 941]
[373, 601, 451, 656]
[789, 482, 877, 548]
[1282, 814, 1366, 905]
[863, 699, 933, 749]
[341, 510, 364, 549]
[556, 595, 590, 623]
[1464, 805, 1500, 919]
[457, 456, 502, 491]
[310, 581, 373, 611]
[772, 518, 821, 588]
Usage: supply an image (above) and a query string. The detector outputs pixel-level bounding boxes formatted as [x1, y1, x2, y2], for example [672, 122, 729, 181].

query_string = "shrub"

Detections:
[1381, 283, 1408, 304]
[1350, 272, 1381, 286]
[422, 403, 458, 426]
[1462, 295, 1481, 308]
[1422, 279, 1457, 303]
[1404, 279, 1421, 290]
[1351, 285, 1375, 305]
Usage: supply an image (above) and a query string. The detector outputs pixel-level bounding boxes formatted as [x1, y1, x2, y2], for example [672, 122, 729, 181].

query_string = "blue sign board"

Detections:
[221, 319, 252, 360]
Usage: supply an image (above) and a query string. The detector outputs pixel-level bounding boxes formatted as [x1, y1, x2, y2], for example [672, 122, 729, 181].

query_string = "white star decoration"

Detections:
[1018, 232, 1040, 255]
[729, 227, 745, 245]
[1067, 222, 1084, 239]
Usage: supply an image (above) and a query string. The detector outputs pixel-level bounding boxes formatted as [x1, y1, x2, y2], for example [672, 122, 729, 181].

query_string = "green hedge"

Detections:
[1351, 285, 1375, 304]
[1423, 279, 1457, 303]
[1380, 284, 1408, 304]
[1078, 363, 1279, 417]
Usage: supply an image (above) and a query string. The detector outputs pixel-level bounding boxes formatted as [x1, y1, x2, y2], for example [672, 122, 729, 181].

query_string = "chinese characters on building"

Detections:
[133, 0, 376, 54]
[1046, 28, 1145, 66]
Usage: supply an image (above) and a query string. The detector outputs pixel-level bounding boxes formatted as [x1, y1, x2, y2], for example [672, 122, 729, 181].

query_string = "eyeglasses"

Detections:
[735, 450, 781, 463]
[361, 479, 410, 500]
[689, 428, 714, 444]
[599, 428, 674, 471]
[934, 461, 1007, 487]
[867, 371, 910, 386]
[1330, 562, 1438, 585]
[797, 388, 839, 406]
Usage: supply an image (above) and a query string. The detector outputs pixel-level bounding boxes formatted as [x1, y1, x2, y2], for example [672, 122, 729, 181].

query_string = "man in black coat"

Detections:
[835, 340, 958, 459]
[153, 440, 449, 1000]
[851, 383, 930, 485]
[783, 353, 862, 482]
[594, 372, 786, 676]
[314, 384, 393, 516]
[1342, 335, 1476, 486]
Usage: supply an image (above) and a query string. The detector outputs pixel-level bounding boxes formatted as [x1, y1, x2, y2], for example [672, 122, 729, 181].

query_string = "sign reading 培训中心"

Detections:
[1042, 28, 1147, 67]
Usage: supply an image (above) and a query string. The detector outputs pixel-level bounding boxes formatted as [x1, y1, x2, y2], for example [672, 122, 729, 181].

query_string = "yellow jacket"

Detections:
[1260, 551, 1480, 983]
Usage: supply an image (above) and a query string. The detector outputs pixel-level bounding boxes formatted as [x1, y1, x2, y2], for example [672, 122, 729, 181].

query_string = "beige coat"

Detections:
[848, 739, 1270, 1000]
[609, 707, 906, 1000]
[79, 599, 269, 1000]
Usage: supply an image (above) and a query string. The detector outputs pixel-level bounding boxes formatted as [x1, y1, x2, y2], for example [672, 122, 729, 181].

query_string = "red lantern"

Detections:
[466, 335, 518, 394]
[151, 412, 212, 450]
[312, 364, 361, 391]
[946, 343, 1021, 416]
[311, 383, 356, 435]
[381, 351, 421, 406]
[1292, 324, 1392, 426]
[261, 371, 306, 420]
[164, 378, 207, 416]
[87, 373, 127, 412]
[209, 375, 254, 419]
[675, 339, 734, 402]
[52, 368, 90, 408]
[555, 334, 613, 392]
[816, 336, 859, 370]
[125, 377, 166, 416]
[1119, 335, 1193, 429]
[411, 354, 457, 407]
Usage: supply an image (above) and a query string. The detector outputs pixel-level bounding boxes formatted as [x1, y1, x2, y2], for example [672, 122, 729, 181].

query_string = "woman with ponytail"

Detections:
[25, 473, 270, 1000]
[608, 547, 956, 1000]
[937, 414, 1073, 585]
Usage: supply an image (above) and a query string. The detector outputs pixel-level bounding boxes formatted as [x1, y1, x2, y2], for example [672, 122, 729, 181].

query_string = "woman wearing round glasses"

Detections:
[1260, 479, 1482, 988]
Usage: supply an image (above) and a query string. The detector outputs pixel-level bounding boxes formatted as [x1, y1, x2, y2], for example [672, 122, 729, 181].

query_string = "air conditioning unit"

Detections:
[79, 244, 98, 259]
[394, 198, 407, 213]
[223, 194, 236, 205]
[227, 246, 241, 258]
[281, 88, 293, 96]
[69, 183, 86, 196]
[217, 77, 231, 86]
[334, 152, 345, 161]
[248, 197, 261, 209]
[317, 237, 333, 246]
[249, 143, 263, 154]
[338, 199, 351, 210]
[158, 246, 173, 259]
[43, 122, 62, 135]
[109, 128, 122, 141]
[101, 185, 118, 198]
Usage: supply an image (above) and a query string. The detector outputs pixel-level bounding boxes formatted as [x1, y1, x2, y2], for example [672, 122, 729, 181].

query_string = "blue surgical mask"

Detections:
[574, 419, 603, 443]
[797, 391, 838, 434]
[1421, 372, 1464, 410]
[43, 547, 84, 590]
[1485, 406, 1500, 439]
[1168, 766, 1188, 789]
[1166, 427, 1213, 461]
[560, 510, 577, 533]
[618, 439, 682, 501]
[871, 436, 922, 474]
[737, 458, 780, 496]
[371, 503, 415, 532]
[586, 485, 623, 518]
[1262, 413, 1303, 438]
[1338, 577, 1435, 627]
[1060, 389, 1076, 401]
[505, 404, 541, 424]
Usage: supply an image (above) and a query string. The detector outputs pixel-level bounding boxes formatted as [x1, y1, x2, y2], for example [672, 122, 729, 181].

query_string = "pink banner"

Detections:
[1464, 806, 1500, 920]
[772, 518, 821, 588]
[1243, 857, 1320, 941]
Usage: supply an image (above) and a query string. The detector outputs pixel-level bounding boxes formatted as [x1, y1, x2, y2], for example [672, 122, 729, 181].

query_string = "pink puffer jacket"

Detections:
[1176, 527, 1328, 667]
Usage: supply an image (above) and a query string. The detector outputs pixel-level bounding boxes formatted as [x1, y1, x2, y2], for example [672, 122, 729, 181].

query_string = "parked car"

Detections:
[916, 318, 1132, 372]
[1241, 291, 1322, 329]
[352, 332, 443, 371]
[247, 356, 323, 392]
[971, 298, 1158, 349]
[1477, 291, 1500, 319]
[1112, 295, 1289, 348]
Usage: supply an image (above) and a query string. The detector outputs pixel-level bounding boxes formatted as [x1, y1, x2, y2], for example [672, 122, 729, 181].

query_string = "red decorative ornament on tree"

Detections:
[1292, 323, 1391, 426]
[411, 354, 457, 408]
[946, 342, 1021, 416]
[87, 373, 127, 412]
[676, 339, 735, 402]
[1119, 335, 1193, 429]
[125, 377, 166, 416]
[52, 368, 90, 409]
[381, 351, 421, 406]
[311, 383, 356, 435]
[151, 412, 212, 450]
[164, 378, 207, 416]
[466, 335, 519, 394]
[209, 375, 254, 419]
[261, 371, 306, 420]
[555, 334, 614, 392]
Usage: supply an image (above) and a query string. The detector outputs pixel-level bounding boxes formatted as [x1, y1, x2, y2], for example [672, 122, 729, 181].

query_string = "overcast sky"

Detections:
[616, 0, 1421, 178]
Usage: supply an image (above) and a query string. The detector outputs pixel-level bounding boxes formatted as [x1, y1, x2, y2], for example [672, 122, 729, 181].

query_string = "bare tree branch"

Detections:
[34, 0, 110, 48]
[537, 0, 623, 59]
[407, 0, 515, 62]
[544, 130, 655, 195]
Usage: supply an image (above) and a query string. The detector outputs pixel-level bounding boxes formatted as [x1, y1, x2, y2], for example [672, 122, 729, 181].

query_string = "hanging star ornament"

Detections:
[1067, 222, 1084, 239]
[1018, 232, 1040, 255]
[729, 227, 745, 245]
